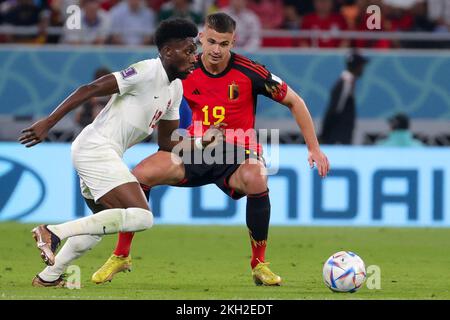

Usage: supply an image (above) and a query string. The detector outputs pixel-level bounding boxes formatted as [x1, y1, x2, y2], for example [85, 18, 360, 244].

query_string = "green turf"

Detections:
[0, 222, 449, 299]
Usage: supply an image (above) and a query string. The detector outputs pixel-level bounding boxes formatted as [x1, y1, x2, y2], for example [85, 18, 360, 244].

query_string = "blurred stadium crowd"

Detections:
[0, 0, 450, 49]
[1, 0, 449, 146]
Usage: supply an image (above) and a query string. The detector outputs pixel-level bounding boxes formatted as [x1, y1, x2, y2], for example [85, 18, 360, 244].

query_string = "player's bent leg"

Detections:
[33, 235, 102, 287]
[97, 179, 154, 233]
[32, 208, 152, 266]
[132, 150, 186, 187]
[111, 151, 185, 258]
[32, 197, 106, 287]
[44, 235, 102, 279]
[93, 152, 186, 284]
[90, 179, 160, 284]
[42, 207, 153, 239]
[32, 182, 153, 266]
[93, 151, 185, 284]
[228, 160, 281, 286]
[228, 159, 267, 194]
[97, 181, 150, 210]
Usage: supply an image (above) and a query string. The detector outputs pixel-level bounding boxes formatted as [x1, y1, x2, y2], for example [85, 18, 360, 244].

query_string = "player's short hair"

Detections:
[205, 12, 236, 33]
[154, 18, 198, 51]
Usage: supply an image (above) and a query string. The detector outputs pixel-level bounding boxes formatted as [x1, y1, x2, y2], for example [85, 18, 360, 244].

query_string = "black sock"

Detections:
[140, 183, 151, 201]
[246, 190, 271, 242]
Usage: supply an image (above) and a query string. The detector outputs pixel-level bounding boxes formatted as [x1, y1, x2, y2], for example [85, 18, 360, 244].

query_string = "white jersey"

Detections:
[88, 58, 182, 155]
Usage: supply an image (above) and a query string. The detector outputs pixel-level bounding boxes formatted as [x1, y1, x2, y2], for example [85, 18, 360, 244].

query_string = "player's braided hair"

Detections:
[154, 18, 198, 51]
[206, 12, 236, 33]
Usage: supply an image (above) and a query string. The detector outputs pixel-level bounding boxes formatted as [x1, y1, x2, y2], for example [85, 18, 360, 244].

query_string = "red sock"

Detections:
[114, 232, 135, 257]
[250, 235, 267, 269]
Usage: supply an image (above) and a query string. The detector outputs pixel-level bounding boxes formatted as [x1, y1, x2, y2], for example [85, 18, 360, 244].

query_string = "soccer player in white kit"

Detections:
[18, 19, 199, 280]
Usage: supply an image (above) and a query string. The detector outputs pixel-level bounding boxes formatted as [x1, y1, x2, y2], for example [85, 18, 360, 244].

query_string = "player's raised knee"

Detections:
[132, 163, 150, 184]
[123, 208, 154, 232]
[240, 165, 267, 192]
[132, 153, 182, 186]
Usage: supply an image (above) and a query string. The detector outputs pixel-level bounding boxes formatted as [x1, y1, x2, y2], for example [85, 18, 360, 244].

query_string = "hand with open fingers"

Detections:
[18, 118, 52, 148]
[308, 149, 330, 178]
[202, 123, 227, 148]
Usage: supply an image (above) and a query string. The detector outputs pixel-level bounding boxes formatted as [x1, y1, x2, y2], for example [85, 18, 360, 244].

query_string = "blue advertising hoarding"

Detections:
[0, 142, 449, 227]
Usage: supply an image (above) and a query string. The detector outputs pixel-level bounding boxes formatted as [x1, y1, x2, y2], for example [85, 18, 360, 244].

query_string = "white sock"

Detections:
[38, 235, 102, 282]
[47, 207, 153, 240]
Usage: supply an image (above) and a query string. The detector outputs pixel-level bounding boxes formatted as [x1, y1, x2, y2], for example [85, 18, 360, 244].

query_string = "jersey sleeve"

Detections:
[254, 70, 288, 102]
[161, 80, 182, 121]
[112, 60, 151, 96]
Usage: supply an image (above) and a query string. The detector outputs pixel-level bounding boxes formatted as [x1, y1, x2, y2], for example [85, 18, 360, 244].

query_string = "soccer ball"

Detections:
[322, 251, 366, 293]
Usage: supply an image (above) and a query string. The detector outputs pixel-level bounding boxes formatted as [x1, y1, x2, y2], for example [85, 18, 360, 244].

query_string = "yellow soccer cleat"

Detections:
[91, 254, 132, 284]
[252, 261, 282, 286]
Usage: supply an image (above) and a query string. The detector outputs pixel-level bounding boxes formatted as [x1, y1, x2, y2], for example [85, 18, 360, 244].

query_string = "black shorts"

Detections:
[176, 142, 263, 200]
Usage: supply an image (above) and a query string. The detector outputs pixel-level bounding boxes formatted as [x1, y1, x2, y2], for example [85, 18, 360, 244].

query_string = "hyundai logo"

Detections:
[0, 156, 46, 220]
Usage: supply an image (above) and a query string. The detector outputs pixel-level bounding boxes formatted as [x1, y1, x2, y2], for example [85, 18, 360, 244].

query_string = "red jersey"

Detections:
[182, 53, 288, 154]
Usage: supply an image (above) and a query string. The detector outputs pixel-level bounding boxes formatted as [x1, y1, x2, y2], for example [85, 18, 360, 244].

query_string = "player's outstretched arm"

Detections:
[19, 74, 119, 147]
[281, 86, 330, 177]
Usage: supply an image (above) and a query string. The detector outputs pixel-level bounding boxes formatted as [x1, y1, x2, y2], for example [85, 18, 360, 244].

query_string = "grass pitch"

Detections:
[0, 222, 449, 300]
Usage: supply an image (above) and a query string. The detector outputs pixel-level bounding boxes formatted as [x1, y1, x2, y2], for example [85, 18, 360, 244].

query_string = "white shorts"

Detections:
[71, 125, 137, 202]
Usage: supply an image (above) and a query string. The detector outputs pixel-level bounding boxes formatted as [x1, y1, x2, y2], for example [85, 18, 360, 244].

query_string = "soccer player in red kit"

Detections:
[91, 12, 329, 286]
[38, 13, 329, 287]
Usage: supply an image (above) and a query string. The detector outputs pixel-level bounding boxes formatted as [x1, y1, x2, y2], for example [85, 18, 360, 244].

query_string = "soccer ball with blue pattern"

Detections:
[323, 251, 366, 293]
